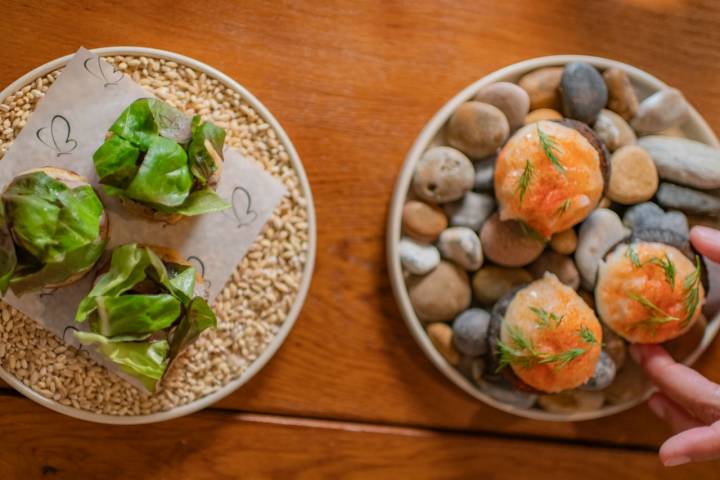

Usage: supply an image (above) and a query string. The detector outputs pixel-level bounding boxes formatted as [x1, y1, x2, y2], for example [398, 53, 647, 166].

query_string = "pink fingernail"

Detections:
[664, 456, 690, 467]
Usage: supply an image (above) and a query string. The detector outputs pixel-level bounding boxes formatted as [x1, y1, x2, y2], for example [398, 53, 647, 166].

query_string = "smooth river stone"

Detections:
[656, 183, 720, 215]
[527, 251, 580, 290]
[452, 308, 491, 356]
[559, 61, 608, 125]
[474, 82, 530, 131]
[631, 88, 690, 134]
[413, 146, 475, 203]
[447, 102, 510, 159]
[474, 157, 495, 192]
[524, 108, 563, 125]
[549, 229, 578, 255]
[607, 145, 658, 205]
[638, 136, 720, 189]
[575, 208, 631, 290]
[408, 261, 471, 322]
[477, 377, 538, 409]
[426, 322, 461, 366]
[472, 266, 532, 305]
[603, 67, 639, 121]
[622, 201, 689, 238]
[402, 200, 448, 242]
[538, 390, 605, 414]
[438, 227, 484, 271]
[480, 213, 545, 267]
[580, 351, 617, 391]
[398, 237, 440, 275]
[518, 67, 563, 111]
[593, 109, 636, 152]
[444, 192, 495, 231]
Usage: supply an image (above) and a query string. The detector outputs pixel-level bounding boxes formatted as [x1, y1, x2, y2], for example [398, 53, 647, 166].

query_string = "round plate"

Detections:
[0, 46, 317, 424]
[387, 55, 720, 421]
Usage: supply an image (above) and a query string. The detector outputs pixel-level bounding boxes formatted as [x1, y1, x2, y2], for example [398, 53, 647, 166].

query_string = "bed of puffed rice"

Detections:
[0, 55, 310, 415]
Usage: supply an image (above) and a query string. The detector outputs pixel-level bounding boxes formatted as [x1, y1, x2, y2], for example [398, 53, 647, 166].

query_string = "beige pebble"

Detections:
[402, 201, 448, 242]
[480, 214, 545, 267]
[518, 67, 564, 110]
[607, 145, 658, 205]
[472, 265, 532, 305]
[474, 82, 530, 131]
[549, 229, 577, 255]
[524, 108, 562, 124]
[447, 102, 509, 159]
[603, 67, 639, 121]
[599, 197, 612, 209]
[593, 109, 636, 152]
[538, 390, 605, 414]
[408, 261, 471, 322]
[426, 322, 461, 366]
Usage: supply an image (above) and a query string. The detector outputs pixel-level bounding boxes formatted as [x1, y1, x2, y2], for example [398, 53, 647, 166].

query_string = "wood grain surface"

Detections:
[0, 394, 715, 480]
[2, 0, 720, 475]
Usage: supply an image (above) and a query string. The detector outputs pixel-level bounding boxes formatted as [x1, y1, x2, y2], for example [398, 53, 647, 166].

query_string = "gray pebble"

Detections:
[474, 157, 495, 192]
[538, 390, 605, 414]
[413, 146, 475, 203]
[631, 88, 690, 134]
[639, 136, 720, 189]
[575, 209, 631, 290]
[580, 351, 617, 391]
[559, 62, 608, 124]
[399, 237, 440, 275]
[657, 183, 720, 216]
[477, 377, 538, 409]
[444, 192, 496, 231]
[452, 308, 491, 356]
[438, 227, 484, 271]
[623, 202, 689, 238]
[458, 355, 486, 385]
[631, 228, 693, 259]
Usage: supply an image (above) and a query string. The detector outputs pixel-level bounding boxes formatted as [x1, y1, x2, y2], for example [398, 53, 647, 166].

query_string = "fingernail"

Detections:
[648, 396, 664, 419]
[692, 225, 720, 244]
[629, 344, 643, 364]
[663, 456, 690, 467]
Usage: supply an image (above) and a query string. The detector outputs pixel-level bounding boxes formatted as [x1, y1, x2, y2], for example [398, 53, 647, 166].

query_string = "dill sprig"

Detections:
[516, 159, 534, 203]
[579, 324, 597, 345]
[647, 254, 676, 289]
[537, 124, 565, 173]
[626, 246, 676, 288]
[517, 220, 546, 244]
[682, 255, 702, 327]
[496, 324, 587, 372]
[627, 292, 679, 333]
[530, 306, 563, 329]
[555, 199, 572, 216]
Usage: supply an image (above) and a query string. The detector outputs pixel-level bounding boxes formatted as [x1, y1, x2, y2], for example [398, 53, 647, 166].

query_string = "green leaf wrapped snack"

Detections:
[0, 167, 109, 295]
[74, 243, 217, 392]
[93, 98, 230, 224]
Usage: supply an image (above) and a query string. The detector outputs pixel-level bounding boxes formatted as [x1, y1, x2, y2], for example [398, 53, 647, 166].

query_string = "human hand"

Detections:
[630, 226, 720, 466]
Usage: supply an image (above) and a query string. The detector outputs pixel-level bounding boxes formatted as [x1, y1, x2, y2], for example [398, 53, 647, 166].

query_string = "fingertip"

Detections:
[690, 226, 720, 263]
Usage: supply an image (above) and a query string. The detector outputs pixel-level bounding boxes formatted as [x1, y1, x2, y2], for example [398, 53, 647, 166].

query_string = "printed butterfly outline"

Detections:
[83, 57, 124, 87]
[36, 115, 77, 157]
[187, 255, 211, 300]
[231, 186, 258, 228]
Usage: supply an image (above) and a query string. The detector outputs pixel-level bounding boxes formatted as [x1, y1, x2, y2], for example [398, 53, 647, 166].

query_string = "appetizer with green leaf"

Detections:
[0, 167, 108, 295]
[74, 243, 217, 391]
[93, 98, 230, 223]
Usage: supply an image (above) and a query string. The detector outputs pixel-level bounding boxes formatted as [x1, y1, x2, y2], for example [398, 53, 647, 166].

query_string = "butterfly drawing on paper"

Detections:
[83, 56, 124, 87]
[36, 115, 77, 157]
[231, 186, 258, 228]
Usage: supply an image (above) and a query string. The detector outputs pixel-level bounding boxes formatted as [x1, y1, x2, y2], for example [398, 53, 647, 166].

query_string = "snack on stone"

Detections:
[73, 243, 217, 392]
[402, 59, 718, 414]
[93, 98, 230, 223]
[0, 167, 108, 295]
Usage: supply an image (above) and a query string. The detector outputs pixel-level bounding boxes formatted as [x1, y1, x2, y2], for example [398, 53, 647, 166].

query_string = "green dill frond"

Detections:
[579, 324, 597, 345]
[682, 255, 702, 327]
[495, 323, 587, 372]
[646, 253, 676, 289]
[529, 306, 563, 329]
[626, 245, 641, 268]
[517, 221, 546, 244]
[627, 292, 679, 329]
[517, 159, 534, 203]
[555, 199, 572, 216]
[537, 124, 565, 173]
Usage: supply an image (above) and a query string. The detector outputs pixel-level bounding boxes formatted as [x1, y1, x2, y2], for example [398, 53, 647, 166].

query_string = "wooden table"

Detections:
[2, 0, 720, 477]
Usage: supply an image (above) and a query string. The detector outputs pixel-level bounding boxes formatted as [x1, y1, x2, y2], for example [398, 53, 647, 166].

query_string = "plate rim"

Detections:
[0, 46, 317, 425]
[386, 54, 720, 422]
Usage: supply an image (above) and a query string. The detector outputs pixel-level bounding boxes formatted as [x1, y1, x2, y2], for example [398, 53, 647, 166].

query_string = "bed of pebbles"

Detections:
[400, 61, 718, 413]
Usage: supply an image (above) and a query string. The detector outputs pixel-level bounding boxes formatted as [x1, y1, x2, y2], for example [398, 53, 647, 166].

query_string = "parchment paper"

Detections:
[0, 47, 287, 390]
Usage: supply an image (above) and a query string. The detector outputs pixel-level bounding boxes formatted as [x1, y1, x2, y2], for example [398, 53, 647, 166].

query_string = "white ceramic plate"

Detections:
[387, 55, 720, 421]
[0, 46, 317, 424]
